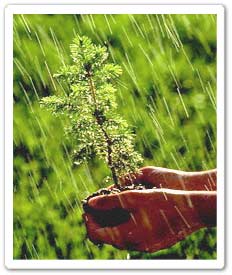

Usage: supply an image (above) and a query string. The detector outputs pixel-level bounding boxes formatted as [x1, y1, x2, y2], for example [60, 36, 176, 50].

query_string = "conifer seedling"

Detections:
[40, 36, 143, 188]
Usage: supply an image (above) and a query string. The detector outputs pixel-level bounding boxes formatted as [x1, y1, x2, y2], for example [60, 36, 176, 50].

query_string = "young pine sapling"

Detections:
[40, 36, 143, 188]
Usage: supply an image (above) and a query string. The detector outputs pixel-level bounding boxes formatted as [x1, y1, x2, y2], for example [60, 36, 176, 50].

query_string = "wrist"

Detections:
[183, 169, 217, 191]
[162, 189, 216, 229]
[189, 191, 217, 227]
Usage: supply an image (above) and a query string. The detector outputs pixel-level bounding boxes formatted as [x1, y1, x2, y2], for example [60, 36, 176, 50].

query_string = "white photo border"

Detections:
[5, 4, 225, 270]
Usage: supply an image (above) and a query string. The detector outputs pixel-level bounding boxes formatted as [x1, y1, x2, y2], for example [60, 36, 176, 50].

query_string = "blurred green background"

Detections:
[13, 14, 216, 259]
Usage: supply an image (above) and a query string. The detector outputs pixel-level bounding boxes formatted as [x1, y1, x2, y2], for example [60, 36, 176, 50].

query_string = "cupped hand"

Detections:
[121, 166, 216, 191]
[84, 188, 207, 252]
[83, 166, 216, 252]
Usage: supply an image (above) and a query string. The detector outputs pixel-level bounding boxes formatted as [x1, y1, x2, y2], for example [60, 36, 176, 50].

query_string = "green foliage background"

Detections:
[13, 14, 216, 260]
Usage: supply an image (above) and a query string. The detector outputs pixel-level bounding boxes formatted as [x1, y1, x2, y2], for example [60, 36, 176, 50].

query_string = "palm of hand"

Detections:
[84, 166, 215, 252]
[85, 189, 203, 252]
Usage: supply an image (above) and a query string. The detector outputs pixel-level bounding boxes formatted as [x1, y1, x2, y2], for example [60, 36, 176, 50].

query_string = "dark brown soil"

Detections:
[84, 206, 131, 227]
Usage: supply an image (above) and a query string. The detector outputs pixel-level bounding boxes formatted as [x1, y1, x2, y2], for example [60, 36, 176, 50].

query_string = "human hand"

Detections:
[121, 166, 217, 191]
[83, 166, 216, 252]
[84, 187, 216, 252]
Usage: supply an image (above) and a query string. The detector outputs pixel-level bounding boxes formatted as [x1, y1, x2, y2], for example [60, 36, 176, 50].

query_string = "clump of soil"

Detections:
[84, 206, 131, 227]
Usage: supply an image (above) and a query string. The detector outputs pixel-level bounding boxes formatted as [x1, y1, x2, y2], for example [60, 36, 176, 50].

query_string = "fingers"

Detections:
[87, 190, 148, 211]
[85, 211, 134, 248]
[88, 193, 122, 210]
[119, 166, 158, 186]
[120, 166, 167, 188]
[139, 166, 177, 187]
[83, 213, 101, 244]
[120, 166, 191, 190]
[84, 213, 124, 246]
[119, 170, 142, 186]
[88, 189, 169, 213]
[87, 215, 146, 251]
[84, 185, 208, 253]
[85, 209, 166, 253]
[138, 166, 188, 190]
[84, 192, 176, 252]
[85, 208, 204, 253]
[88, 190, 144, 210]
[85, 208, 173, 253]
[84, 212, 121, 246]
